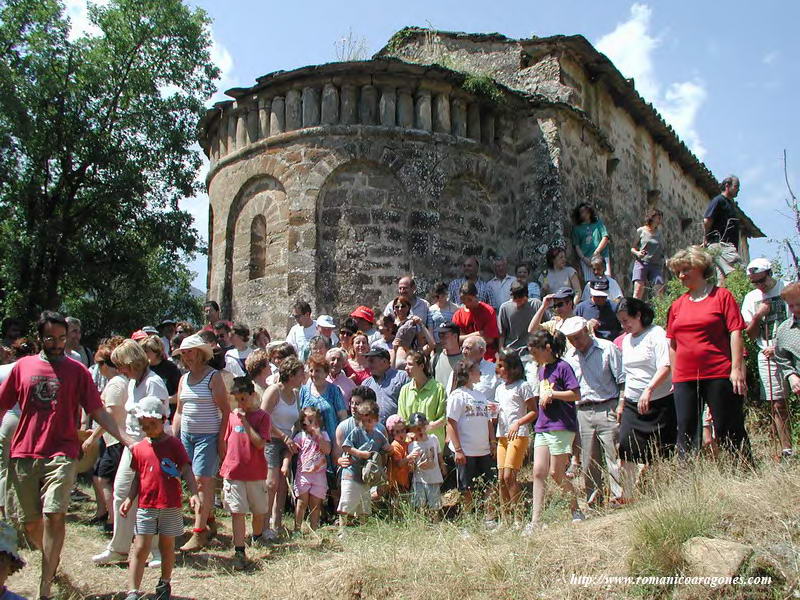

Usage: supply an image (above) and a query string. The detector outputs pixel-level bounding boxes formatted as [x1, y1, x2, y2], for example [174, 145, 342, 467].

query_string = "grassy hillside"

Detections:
[7, 447, 799, 600]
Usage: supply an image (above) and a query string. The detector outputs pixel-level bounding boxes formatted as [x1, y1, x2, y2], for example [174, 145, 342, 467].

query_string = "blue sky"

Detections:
[67, 1, 800, 286]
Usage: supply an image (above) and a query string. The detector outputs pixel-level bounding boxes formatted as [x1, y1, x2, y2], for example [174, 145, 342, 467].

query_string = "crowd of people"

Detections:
[0, 175, 795, 600]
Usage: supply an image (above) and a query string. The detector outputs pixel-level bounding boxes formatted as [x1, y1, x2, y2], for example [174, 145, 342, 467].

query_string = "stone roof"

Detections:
[375, 28, 764, 239]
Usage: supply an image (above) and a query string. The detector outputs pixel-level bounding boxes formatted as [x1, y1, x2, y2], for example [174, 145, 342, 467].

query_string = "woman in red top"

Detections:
[666, 246, 751, 461]
[345, 332, 371, 385]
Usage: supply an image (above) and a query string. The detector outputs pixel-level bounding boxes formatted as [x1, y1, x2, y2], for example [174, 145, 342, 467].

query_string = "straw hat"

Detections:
[171, 333, 213, 360]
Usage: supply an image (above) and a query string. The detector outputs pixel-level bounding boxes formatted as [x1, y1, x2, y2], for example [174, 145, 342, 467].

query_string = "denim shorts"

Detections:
[631, 260, 664, 285]
[180, 431, 219, 477]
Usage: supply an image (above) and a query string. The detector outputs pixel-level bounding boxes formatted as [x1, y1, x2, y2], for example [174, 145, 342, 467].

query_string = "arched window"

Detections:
[249, 215, 267, 280]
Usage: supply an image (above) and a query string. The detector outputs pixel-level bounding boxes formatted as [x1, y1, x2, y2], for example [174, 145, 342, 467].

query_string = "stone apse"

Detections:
[199, 30, 763, 335]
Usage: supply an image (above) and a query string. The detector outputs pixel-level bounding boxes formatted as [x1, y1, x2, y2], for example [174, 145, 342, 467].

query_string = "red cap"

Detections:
[131, 330, 148, 341]
[349, 306, 375, 324]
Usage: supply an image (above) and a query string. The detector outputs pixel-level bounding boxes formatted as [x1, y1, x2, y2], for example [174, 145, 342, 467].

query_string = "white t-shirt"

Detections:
[445, 359, 498, 399]
[446, 387, 491, 456]
[286, 322, 317, 357]
[125, 370, 170, 441]
[224, 346, 252, 377]
[621, 325, 672, 402]
[741, 280, 787, 350]
[495, 379, 536, 438]
[0, 363, 19, 416]
[101, 375, 128, 446]
[408, 433, 443, 485]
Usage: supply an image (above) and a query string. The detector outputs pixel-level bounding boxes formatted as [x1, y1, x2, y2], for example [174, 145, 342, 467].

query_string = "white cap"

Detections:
[171, 333, 214, 359]
[316, 315, 336, 329]
[560, 316, 588, 336]
[746, 258, 772, 274]
[135, 396, 167, 419]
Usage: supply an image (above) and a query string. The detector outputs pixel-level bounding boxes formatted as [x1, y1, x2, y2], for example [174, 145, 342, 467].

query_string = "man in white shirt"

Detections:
[486, 257, 517, 312]
[446, 337, 498, 400]
[741, 258, 790, 455]
[286, 300, 317, 357]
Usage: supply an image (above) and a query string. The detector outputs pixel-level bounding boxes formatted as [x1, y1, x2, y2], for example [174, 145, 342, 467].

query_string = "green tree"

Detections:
[0, 0, 217, 335]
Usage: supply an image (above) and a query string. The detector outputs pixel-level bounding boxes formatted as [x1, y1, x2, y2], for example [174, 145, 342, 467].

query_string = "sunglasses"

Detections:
[552, 302, 565, 309]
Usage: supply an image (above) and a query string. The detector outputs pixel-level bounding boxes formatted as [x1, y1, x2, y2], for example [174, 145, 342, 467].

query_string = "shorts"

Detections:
[708, 242, 741, 276]
[337, 477, 371, 516]
[295, 469, 327, 500]
[223, 479, 268, 514]
[264, 439, 288, 469]
[631, 260, 664, 285]
[411, 480, 441, 509]
[757, 352, 787, 402]
[9, 456, 77, 522]
[180, 431, 219, 477]
[455, 454, 496, 491]
[94, 443, 124, 481]
[135, 507, 184, 536]
[534, 430, 575, 456]
[496, 437, 530, 470]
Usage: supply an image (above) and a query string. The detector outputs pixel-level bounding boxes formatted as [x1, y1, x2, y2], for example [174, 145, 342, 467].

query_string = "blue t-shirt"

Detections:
[341, 427, 388, 482]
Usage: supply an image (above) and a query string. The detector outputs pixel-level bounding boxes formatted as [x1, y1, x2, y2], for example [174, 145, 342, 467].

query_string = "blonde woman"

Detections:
[172, 334, 230, 552]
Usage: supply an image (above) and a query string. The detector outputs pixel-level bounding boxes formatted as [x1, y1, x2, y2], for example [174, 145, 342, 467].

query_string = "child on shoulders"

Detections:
[120, 396, 199, 600]
[219, 377, 272, 569]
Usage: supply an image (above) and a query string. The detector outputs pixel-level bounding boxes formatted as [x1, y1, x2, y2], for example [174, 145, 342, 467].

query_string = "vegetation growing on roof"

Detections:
[385, 27, 425, 54]
[461, 73, 505, 104]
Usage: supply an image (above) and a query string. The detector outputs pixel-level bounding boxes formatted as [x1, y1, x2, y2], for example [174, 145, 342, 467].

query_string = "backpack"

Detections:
[361, 451, 387, 487]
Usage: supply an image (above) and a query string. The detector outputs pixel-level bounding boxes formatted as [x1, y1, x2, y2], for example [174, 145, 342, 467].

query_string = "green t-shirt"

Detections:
[572, 220, 609, 258]
[397, 378, 447, 450]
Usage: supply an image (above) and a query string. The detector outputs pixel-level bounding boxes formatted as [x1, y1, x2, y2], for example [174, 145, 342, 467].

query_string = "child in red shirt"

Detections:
[120, 397, 199, 600]
[220, 377, 272, 568]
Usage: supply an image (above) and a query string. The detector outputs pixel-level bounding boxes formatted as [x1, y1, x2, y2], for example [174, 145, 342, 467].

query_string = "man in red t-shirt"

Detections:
[0, 311, 132, 600]
[452, 281, 500, 362]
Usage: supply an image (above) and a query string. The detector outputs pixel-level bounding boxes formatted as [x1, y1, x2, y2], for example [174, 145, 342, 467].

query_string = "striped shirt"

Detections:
[179, 369, 221, 434]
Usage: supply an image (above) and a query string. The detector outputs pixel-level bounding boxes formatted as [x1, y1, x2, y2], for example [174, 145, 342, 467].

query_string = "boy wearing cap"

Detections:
[575, 282, 622, 341]
[742, 258, 791, 456]
[121, 396, 199, 600]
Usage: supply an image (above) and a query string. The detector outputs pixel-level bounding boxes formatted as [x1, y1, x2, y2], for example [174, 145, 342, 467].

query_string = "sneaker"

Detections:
[179, 529, 209, 552]
[147, 557, 162, 568]
[565, 461, 579, 479]
[251, 534, 268, 548]
[92, 549, 128, 565]
[232, 552, 248, 571]
[572, 510, 586, 523]
[124, 591, 142, 600]
[154, 579, 171, 600]
[262, 528, 278, 542]
[586, 490, 601, 508]
[781, 448, 794, 460]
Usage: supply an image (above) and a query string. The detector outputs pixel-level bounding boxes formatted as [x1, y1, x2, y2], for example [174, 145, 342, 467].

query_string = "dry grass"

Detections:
[6, 451, 799, 600]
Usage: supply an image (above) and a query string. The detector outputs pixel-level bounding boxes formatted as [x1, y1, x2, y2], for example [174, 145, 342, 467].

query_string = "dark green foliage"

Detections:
[0, 0, 217, 337]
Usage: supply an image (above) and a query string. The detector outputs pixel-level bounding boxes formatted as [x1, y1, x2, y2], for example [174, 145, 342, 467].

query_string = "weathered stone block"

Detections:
[340, 85, 357, 124]
[285, 89, 302, 130]
[379, 87, 396, 127]
[270, 97, 285, 135]
[415, 90, 432, 131]
[359, 85, 378, 125]
[433, 93, 451, 134]
[397, 89, 414, 128]
[321, 84, 339, 125]
[302, 86, 321, 127]
[452, 98, 467, 137]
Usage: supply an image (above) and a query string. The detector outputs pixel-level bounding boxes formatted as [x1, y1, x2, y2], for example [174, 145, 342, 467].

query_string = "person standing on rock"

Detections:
[703, 175, 742, 285]
[0, 311, 132, 600]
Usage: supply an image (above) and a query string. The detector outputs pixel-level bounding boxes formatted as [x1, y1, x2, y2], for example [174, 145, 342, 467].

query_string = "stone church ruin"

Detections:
[198, 27, 763, 334]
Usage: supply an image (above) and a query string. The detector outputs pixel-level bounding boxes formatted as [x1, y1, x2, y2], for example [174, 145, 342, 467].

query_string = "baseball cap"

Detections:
[131, 329, 149, 341]
[316, 315, 336, 329]
[553, 287, 574, 300]
[350, 306, 375, 324]
[589, 279, 609, 297]
[746, 258, 772, 275]
[437, 321, 461, 335]
[135, 396, 167, 419]
[561, 316, 588, 336]
[141, 326, 159, 335]
[157, 318, 176, 328]
[363, 348, 390, 361]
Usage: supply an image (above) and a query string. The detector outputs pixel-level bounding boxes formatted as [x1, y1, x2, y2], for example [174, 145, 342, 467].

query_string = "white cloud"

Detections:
[209, 33, 235, 101]
[596, 3, 708, 159]
[763, 51, 779, 66]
